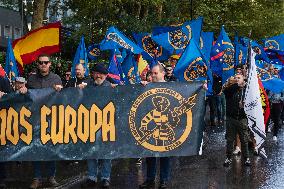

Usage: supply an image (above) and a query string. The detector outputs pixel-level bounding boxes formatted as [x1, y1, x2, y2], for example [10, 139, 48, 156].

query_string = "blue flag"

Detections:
[251, 40, 271, 63]
[235, 43, 248, 66]
[108, 50, 122, 84]
[210, 26, 235, 84]
[264, 34, 284, 51]
[87, 44, 101, 61]
[133, 32, 170, 61]
[200, 31, 214, 62]
[100, 26, 143, 54]
[5, 37, 19, 81]
[152, 25, 178, 36]
[121, 52, 141, 84]
[173, 40, 211, 82]
[264, 48, 284, 65]
[257, 66, 284, 93]
[71, 36, 89, 77]
[152, 17, 203, 55]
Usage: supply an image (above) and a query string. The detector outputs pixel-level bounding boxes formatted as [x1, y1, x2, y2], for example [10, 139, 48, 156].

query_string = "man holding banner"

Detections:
[21, 54, 62, 189]
[80, 63, 113, 188]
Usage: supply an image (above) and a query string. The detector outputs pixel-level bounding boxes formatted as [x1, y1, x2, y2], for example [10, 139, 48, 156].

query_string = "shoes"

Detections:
[48, 177, 59, 187]
[253, 149, 258, 156]
[267, 127, 271, 133]
[159, 181, 168, 189]
[244, 158, 251, 166]
[101, 179, 110, 188]
[223, 157, 232, 167]
[273, 136, 277, 142]
[233, 146, 241, 155]
[139, 180, 155, 189]
[82, 178, 97, 187]
[29, 179, 42, 189]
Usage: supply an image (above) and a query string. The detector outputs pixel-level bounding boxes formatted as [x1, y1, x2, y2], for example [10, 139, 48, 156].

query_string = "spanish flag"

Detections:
[137, 54, 149, 76]
[12, 22, 61, 68]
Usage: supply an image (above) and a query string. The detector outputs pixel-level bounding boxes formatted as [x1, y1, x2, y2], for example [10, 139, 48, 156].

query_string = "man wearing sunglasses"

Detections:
[22, 54, 62, 189]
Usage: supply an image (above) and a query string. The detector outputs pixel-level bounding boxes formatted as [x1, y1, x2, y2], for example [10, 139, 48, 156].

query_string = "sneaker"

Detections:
[273, 136, 277, 142]
[253, 149, 258, 156]
[139, 180, 155, 189]
[48, 177, 59, 187]
[29, 179, 42, 189]
[159, 181, 168, 189]
[233, 146, 241, 155]
[101, 179, 110, 188]
[223, 157, 232, 167]
[267, 127, 271, 133]
[244, 158, 251, 166]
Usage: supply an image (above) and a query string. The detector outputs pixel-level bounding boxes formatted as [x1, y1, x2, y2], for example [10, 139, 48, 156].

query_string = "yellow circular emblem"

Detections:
[129, 88, 196, 152]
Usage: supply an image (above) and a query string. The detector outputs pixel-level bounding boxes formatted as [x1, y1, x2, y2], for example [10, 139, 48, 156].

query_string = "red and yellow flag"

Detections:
[258, 78, 270, 126]
[12, 22, 61, 67]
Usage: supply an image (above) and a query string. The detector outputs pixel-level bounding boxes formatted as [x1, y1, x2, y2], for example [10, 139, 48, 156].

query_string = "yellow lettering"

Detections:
[77, 104, 89, 143]
[89, 104, 102, 142]
[20, 107, 32, 145]
[6, 108, 19, 145]
[41, 105, 51, 144]
[0, 109, 7, 145]
[64, 105, 77, 143]
[102, 102, 115, 142]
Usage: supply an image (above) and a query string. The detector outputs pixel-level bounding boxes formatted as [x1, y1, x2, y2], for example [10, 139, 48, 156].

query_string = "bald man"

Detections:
[65, 63, 90, 88]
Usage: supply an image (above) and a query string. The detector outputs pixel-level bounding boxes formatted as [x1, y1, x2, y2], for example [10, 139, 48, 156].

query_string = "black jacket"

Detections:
[224, 83, 246, 120]
[27, 72, 62, 89]
[64, 77, 91, 88]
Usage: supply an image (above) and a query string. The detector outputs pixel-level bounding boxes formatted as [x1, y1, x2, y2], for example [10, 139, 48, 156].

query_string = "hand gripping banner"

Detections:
[0, 82, 205, 161]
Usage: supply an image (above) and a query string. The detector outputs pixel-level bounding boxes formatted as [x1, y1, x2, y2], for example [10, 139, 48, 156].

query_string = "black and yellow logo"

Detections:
[129, 88, 196, 152]
[168, 25, 191, 50]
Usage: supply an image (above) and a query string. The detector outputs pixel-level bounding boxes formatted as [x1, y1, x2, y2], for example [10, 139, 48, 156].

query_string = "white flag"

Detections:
[244, 50, 267, 158]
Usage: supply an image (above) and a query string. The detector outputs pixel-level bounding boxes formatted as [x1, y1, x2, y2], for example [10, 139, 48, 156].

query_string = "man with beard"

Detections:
[80, 63, 113, 188]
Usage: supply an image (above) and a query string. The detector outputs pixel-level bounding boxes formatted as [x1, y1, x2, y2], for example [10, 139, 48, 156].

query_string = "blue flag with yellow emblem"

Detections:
[87, 44, 101, 61]
[121, 51, 141, 84]
[173, 40, 211, 82]
[5, 37, 19, 81]
[133, 32, 170, 62]
[256, 65, 284, 93]
[71, 36, 89, 77]
[210, 26, 235, 84]
[100, 26, 143, 54]
[264, 34, 284, 51]
[152, 17, 203, 55]
[200, 31, 214, 62]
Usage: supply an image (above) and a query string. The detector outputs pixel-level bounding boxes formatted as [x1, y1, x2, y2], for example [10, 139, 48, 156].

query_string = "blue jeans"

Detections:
[87, 159, 112, 181]
[146, 157, 170, 182]
[33, 161, 56, 179]
[216, 94, 226, 121]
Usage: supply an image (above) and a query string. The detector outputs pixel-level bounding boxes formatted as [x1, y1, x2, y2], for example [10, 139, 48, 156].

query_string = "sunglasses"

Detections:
[65, 74, 71, 76]
[38, 61, 49, 65]
[166, 68, 173, 71]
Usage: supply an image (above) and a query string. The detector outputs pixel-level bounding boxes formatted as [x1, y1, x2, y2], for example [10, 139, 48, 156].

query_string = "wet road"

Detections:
[3, 124, 284, 189]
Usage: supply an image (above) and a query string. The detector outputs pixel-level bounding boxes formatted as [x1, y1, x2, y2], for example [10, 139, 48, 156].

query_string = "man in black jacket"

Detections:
[223, 74, 251, 167]
[65, 63, 90, 88]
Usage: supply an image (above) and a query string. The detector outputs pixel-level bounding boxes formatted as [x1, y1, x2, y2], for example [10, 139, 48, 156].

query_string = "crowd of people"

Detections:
[0, 53, 283, 189]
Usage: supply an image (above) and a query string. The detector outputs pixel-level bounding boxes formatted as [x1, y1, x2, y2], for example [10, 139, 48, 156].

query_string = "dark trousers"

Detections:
[271, 103, 283, 137]
[146, 157, 170, 182]
[206, 96, 217, 125]
[216, 94, 226, 121]
[226, 117, 250, 158]
[33, 161, 56, 179]
[0, 163, 5, 181]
